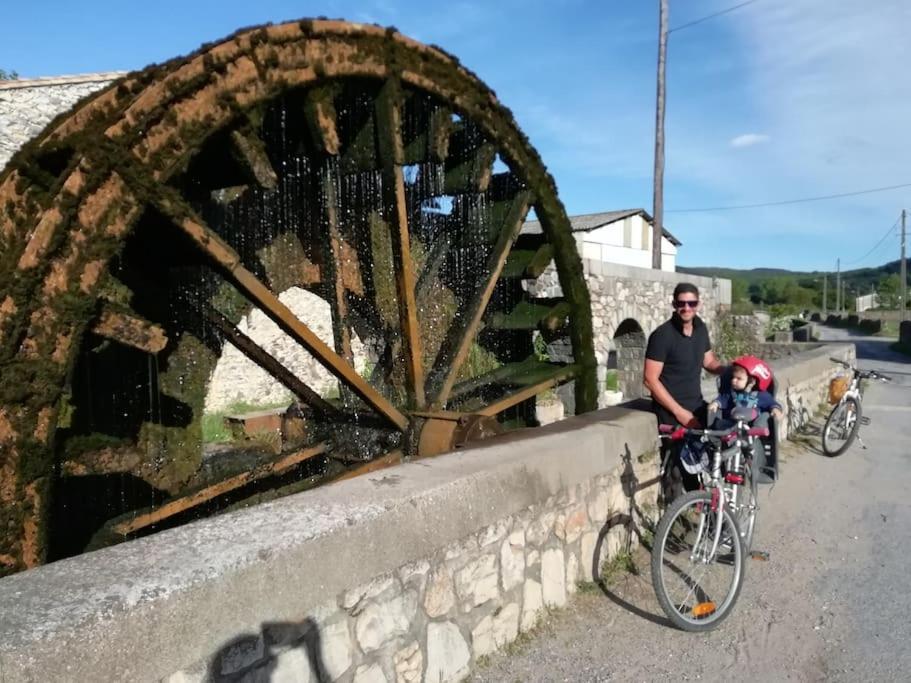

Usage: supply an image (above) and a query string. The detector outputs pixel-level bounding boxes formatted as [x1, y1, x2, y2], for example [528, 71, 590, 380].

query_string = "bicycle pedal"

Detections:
[750, 550, 770, 562]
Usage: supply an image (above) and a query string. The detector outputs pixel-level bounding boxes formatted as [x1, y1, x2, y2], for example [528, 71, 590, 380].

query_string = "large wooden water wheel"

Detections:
[0, 20, 596, 574]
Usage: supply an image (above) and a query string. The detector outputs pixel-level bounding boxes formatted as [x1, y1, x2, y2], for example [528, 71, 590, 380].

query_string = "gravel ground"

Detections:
[471, 329, 911, 682]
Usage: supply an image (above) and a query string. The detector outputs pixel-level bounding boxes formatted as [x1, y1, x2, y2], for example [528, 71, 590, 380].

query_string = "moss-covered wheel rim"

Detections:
[0, 19, 596, 574]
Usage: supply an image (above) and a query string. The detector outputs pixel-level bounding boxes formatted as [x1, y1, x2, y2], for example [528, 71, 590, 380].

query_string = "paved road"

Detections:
[473, 327, 911, 682]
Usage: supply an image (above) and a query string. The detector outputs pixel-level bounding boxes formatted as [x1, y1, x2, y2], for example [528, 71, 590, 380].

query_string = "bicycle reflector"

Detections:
[680, 440, 709, 474]
[692, 601, 717, 619]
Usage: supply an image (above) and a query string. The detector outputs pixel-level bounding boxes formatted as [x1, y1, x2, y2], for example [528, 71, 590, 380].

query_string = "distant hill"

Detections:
[679, 260, 905, 290]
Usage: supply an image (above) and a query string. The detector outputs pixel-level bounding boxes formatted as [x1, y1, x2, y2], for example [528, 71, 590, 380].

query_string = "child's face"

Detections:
[732, 366, 750, 391]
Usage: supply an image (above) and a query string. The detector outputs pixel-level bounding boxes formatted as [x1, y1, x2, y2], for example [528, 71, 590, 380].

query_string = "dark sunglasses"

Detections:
[674, 300, 699, 309]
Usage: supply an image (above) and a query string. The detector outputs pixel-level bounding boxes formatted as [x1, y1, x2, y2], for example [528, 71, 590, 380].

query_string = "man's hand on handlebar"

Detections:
[675, 409, 702, 428]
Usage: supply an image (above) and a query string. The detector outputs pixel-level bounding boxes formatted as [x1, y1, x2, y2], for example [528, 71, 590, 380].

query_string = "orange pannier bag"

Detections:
[828, 376, 848, 405]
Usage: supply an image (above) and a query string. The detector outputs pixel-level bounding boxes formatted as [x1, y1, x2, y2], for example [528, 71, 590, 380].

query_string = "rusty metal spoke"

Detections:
[205, 307, 340, 418]
[476, 364, 578, 417]
[154, 192, 409, 431]
[112, 442, 329, 535]
[376, 79, 426, 409]
[229, 129, 278, 190]
[90, 304, 168, 353]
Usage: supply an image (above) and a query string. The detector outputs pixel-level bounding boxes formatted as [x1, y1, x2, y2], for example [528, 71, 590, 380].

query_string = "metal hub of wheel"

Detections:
[0, 20, 595, 573]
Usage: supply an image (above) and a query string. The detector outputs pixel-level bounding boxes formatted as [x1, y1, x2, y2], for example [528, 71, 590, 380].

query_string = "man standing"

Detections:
[644, 283, 725, 491]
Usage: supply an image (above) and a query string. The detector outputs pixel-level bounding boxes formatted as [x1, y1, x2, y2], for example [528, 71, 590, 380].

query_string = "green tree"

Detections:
[876, 273, 901, 308]
[0, 69, 18, 81]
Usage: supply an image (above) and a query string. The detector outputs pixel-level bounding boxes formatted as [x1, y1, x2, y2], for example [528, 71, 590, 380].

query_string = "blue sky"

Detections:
[2, 0, 910, 271]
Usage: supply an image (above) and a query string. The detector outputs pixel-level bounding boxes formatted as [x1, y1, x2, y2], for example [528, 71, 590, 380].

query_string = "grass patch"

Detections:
[604, 369, 619, 392]
[599, 550, 639, 586]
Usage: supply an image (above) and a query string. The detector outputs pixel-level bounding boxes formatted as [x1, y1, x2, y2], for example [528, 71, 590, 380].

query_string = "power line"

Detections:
[843, 216, 900, 266]
[666, 182, 911, 213]
[669, 0, 759, 33]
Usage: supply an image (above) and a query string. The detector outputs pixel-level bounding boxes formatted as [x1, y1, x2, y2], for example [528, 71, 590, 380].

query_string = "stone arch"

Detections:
[612, 318, 647, 399]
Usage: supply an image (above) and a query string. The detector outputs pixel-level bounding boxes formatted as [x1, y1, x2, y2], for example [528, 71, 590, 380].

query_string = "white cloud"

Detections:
[730, 133, 770, 148]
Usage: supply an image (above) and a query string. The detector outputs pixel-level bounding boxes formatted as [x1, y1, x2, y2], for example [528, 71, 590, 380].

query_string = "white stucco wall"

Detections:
[576, 215, 678, 272]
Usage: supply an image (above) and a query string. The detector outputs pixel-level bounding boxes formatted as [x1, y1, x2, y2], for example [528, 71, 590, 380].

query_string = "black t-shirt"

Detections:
[645, 314, 711, 411]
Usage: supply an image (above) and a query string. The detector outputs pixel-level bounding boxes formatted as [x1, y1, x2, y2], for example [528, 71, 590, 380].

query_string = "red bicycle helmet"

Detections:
[732, 355, 774, 391]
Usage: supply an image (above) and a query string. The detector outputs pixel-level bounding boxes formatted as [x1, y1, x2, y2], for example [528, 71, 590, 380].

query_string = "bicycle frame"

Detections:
[660, 417, 765, 561]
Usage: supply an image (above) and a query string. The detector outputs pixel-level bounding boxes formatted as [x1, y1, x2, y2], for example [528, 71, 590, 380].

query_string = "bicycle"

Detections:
[821, 357, 892, 456]
[651, 405, 770, 631]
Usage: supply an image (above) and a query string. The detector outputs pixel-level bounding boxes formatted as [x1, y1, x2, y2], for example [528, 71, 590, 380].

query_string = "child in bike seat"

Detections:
[708, 355, 782, 430]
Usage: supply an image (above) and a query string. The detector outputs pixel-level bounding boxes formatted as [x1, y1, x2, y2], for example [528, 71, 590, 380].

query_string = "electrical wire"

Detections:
[669, 0, 759, 33]
[666, 182, 911, 213]
[842, 216, 900, 266]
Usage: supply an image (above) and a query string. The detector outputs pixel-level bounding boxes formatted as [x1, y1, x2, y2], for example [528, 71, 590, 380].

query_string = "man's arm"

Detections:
[703, 350, 725, 376]
[644, 358, 700, 427]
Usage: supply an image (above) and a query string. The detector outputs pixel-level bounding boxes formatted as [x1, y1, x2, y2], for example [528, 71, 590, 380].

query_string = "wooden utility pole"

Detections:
[901, 209, 907, 322]
[836, 258, 841, 314]
[651, 0, 669, 270]
[823, 275, 828, 317]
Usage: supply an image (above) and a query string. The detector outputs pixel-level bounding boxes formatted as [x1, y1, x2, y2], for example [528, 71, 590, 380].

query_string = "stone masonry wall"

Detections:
[165, 454, 658, 683]
[0, 74, 122, 171]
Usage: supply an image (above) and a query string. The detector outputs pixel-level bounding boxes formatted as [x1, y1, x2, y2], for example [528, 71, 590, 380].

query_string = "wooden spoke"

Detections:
[489, 299, 572, 332]
[430, 190, 532, 408]
[229, 130, 278, 190]
[112, 443, 329, 535]
[502, 241, 555, 279]
[155, 193, 409, 431]
[90, 304, 168, 353]
[476, 365, 578, 417]
[376, 80, 426, 409]
[305, 85, 341, 155]
[205, 308, 340, 418]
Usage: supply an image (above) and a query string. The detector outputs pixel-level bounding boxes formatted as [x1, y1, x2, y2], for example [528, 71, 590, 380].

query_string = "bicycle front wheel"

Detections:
[732, 458, 758, 552]
[651, 490, 746, 632]
[822, 397, 861, 456]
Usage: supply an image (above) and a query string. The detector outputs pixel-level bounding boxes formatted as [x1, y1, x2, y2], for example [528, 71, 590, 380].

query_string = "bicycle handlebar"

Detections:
[658, 423, 770, 441]
[829, 357, 892, 382]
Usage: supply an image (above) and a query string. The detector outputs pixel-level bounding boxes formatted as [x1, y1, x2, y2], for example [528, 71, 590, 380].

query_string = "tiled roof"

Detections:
[521, 208, 682, 246]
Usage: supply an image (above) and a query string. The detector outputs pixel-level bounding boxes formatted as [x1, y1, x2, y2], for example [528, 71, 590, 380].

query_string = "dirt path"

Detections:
[472, 335, 911, 682]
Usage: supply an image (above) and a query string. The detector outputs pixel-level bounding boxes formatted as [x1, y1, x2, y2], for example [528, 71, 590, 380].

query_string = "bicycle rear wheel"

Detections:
[651, 490, 746, 632]
[822, 397, 861, 456]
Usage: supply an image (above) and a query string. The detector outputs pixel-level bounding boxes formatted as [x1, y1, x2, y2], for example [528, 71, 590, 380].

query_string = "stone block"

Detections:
[520, 579, 544, 633]
[541, 548, 567, 608]
[587, 488, 609, 524]
[478, 518, 510, 547]
[579, 531, 599, 582]
[341, 574, 396, 613]
[394, 641, 423, 683]
[425, 622, 470, 683]
[398, 559, 430, 596]
[471, 603, 520, 658]
[423, 567, 455, 618]
[354, 663, 388, 683]
[500, 531, 526, 592]
[455, 554, 499, 610]
[554, 505, 588, 544]
[526, 510, 555, 546]
[320, 619, 354, 679]
[565, 552, 580, 594]
[271, 646, 314, 683]
[355, 592, 413, 653]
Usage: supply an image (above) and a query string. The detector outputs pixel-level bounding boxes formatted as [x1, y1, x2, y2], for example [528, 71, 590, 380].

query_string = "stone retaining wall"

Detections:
[0, 408, 660, 683]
